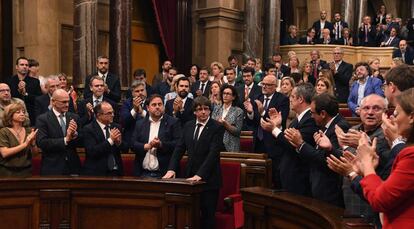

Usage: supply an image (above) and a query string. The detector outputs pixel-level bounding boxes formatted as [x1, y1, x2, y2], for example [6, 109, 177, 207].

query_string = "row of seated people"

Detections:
[1, 63, 414, 227]
[282, 8, 414, 48]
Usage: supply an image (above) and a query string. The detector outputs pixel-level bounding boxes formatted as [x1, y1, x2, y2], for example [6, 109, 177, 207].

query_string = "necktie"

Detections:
[263, 97, 270, 111]
[313, 63, 318, 78]
[94, 99, 100, 107]
[105, 125, 117, 171]
[365, 25, 368, 42]
[245, 87, 249, 100]
[194, 123, 202, 141]
[58, 114, 66, 136]
[102, 74, 106, 83]
[200, 83, 205, 94]
[336, 22, 339, 40]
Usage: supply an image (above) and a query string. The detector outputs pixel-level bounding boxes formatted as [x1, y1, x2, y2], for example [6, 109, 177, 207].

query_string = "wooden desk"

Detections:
[241, 187, 374, 229]
[0, 177, 204, 229]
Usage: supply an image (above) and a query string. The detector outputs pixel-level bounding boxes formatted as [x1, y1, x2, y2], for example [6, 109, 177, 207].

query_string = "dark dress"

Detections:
[0, 127, 32, 176]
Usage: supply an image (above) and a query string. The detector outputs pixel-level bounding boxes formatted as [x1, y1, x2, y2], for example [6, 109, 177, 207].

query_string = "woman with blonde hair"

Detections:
[57, 73, 78, 112]
[318, 69, 336, 90]
[209, 61, 225, 84]
[0, 103, 38, 176]
[301, 62, 316, 85]
[279, 76, 297, 127]
[368, 57, 384, 82]
[315, 77, 335, 96]
[288, 56, 301, 74]
[209, 81, 222, 110]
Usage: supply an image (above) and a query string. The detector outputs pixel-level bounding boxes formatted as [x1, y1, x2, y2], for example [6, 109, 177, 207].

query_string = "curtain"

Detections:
[151, 0, 177, 62]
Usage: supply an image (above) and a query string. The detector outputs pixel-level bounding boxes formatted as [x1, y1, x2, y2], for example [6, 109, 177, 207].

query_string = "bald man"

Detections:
[36, 89, 82, 175]
[244, 74, 289, 188]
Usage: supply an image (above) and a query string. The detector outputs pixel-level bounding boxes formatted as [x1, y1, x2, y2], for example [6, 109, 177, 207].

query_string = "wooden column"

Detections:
[73, 0, 97, 86]
[263, 0, 281, 63]
[109, 0, 131, 88]
[243, 0, 263, 59]
[175, 0, 192, 74]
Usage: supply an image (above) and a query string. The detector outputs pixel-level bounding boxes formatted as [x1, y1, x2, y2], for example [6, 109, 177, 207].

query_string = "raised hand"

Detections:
[86, 103, 94, 117]
[244, 100, 253, 114]
[255, 100, 264, 115]
[381, 113, 399, 144]
[133, 96, 143, 113]
[25, 129, 38, 147]
[284, 128, 303, 148]
[314, 130, 332, 151]
[268, 108, 282, 128]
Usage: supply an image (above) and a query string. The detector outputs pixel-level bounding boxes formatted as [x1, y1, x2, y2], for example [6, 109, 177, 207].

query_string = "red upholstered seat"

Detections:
[179, 160, 244, 229]
[240, 137, 253, 152]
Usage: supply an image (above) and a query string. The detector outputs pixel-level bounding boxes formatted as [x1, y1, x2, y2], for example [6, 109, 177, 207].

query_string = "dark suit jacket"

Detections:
[165, 97, 195, 126]
[310, 60, 329, 81]
[381, 35, 400, 48]
[34, 94, 75, 124]
[281, 35, 298, 45]
[332, 21, 349, 41]
[7, 75, 42, 125]
[120, 98, 146, 149]
[132, 114, 182, 176]
[191, 80, 211, 98]
[155, 81, 171, 97]
[77, 97, 118, 126]
[276, 110, 318, 196]
[81, 121, 127, 176]
[236, 83, 262, 106]
[84, 73, 121, 102]
[247, 92, 290, 156]
[299, 115, 350, 207]
[125, 84, 154, 99]
[316, 38, 334, 45]
[312, 20, 334, 38]
[36, 110, 81, 175]
[334, 61, 353, 103]
[358, 25, 377, 46]
[299, 36, 316, 45]
[393, 48, 414, 65]
[168, 118, 224, 190]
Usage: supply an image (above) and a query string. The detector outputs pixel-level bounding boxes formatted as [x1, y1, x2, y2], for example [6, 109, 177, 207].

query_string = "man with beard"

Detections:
[312, 10, 334, 40]
[156, 67, 177, 97]
[165, 77, 194, 126]
[7, 57, 42, 125]
[0, 83, 29, 128]
[83, 56, 121, 102]
[132, 94, 181, 177]
[152, 60, 172, 88]
[120, 81, 148, 149]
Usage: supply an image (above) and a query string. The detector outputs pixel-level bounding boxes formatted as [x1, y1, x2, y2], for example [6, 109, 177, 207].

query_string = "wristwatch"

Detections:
[347, 171, 357, 181]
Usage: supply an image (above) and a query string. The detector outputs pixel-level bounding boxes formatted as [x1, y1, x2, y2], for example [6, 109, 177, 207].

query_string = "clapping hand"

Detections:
[314, 130, 332, 151]
[284, 128, 303, 148]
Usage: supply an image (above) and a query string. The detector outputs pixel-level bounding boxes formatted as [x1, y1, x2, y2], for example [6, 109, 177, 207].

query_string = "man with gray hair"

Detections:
[330, 46, 353, 103]
[120, 80, 148, 149]
[34, 75, 75, 122]
[327, 94, 390, 226]
[0, 83, 29, 128]
[261, 83, 318, 196]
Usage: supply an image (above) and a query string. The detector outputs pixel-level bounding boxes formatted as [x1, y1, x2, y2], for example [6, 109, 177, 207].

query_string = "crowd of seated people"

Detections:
[2, 25, 414, 227]
[281, 5, 414, 65]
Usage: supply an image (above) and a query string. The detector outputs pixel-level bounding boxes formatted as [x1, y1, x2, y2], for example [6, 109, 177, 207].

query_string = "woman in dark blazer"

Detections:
[212, 85, 243, 152]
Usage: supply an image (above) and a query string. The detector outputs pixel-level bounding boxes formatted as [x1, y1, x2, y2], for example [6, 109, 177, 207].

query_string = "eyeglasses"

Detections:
[360, 105, 385, 113]
[262, 83, 276, 87]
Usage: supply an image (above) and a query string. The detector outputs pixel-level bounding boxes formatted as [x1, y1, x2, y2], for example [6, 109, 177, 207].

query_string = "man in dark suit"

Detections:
[244, 75, 289, 187]
[316, 28, 334, 44]
[261, 83, 318, 196]
[78, 76, 117, 126]
[34, 75, 75, 122]
[125, 68, 154, 99]
[332, 12, 349, 43]
[83, 56, 121, 102]
[191, 67, 211, 98]
[163, 96, 225, 229]
[312, 10, 334, 40]
[155, 67, 177, 97]
[358, 16, 377, 46]
[165, 77, 194, 126]
[331, 46, 353, 103]
[236, 67, 262, 131]
[82, 101, 127, 176]
[393, 40, 414, 65]
[132, 94, 181, 177]
[285, 93, 350, 207]
[228, 55, 243, 84]
[380, 27, 400, 47]
[36, 89, 81, 175]
[223, 67, 241, 87]
[309, 50, 329, 80]
[120, 81, 148, 149]
[271, 53, 290, 79]
[299, 28, 316, 45]
[7, 57, 42, 125]
[152, 60, 172, 88]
